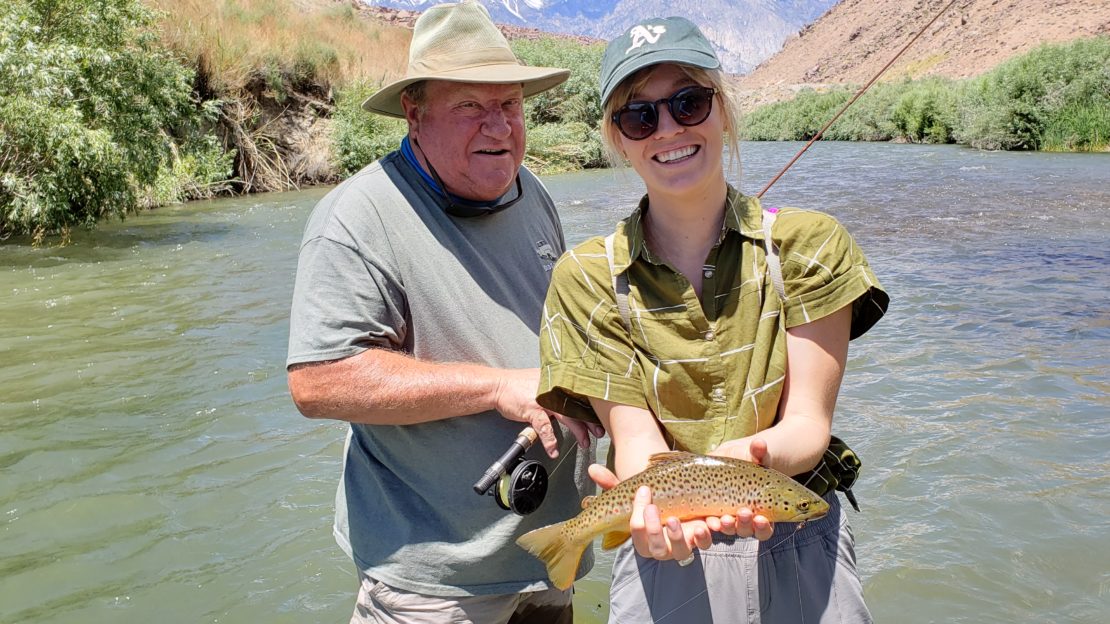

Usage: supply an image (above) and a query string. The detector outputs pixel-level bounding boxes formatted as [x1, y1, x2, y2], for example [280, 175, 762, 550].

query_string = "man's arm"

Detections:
[288, 347, 592, 456]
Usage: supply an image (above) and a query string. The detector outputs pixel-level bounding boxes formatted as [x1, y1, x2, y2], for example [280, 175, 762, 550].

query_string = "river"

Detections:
[1, 142, 1108, 623]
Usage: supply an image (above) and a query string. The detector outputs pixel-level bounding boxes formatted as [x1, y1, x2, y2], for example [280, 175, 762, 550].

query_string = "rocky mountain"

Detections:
[361, 0, 840, 74]
[736, 0, 1110, 102]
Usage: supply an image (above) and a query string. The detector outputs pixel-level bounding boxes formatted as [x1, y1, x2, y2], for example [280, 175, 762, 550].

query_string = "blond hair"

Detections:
[600, 64, 741, 178]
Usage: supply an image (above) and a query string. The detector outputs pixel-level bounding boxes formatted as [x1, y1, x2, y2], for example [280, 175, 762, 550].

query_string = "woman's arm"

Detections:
[588, 397, 714, 560]
[589, 398, 669, 479]
[711, 304, 852, 475]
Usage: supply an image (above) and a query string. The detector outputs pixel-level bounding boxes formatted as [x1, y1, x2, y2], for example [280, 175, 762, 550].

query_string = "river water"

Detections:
[1, 142, 1108, 623]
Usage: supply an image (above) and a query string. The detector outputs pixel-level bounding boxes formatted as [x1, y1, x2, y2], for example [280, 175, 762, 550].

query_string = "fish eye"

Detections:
[798, 501, 810, 510]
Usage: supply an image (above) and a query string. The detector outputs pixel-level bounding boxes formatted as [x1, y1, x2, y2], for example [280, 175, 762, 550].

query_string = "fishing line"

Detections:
[755, 0, 961, 198]
[793, 529, 806, 624]
[548, 437, 577, 476]
[652, 584, 710, 622]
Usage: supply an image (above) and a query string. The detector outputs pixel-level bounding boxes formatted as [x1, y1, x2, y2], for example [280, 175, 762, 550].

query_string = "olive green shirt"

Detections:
[538, 187, 888, 477]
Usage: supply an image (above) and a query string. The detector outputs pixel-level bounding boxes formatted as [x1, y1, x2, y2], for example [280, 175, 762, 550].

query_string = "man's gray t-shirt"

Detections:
[287, 151, 594, 596]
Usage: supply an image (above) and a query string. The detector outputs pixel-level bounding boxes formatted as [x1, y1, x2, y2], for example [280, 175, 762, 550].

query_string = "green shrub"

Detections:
[331, 81, 407, 176]
[741, 36, 1109, 152]
[511, 36, 607, 170]
[741, 89, 851, 140]
[144, 132, 236, 206]
[1041, 102, 1110, 151]
[818, 82, 899, 141]
[0, 0, 199, 238]
[890, 78, 959, 143]
[511, 38, 606, 129]
[956, 37, 1110, 150]
[525, 121, 605, 173]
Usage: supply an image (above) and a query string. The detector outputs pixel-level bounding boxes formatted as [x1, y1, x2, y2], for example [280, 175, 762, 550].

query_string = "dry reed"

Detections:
[147, 0, 410, 94]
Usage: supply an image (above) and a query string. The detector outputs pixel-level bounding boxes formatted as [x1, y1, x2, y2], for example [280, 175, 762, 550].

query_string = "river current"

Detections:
[1, 142, 1108, 623]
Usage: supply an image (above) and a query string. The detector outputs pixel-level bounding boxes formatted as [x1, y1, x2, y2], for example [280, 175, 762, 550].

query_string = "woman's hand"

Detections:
[589, 465, 713, 562]
[706, 438, 775, 541]
[630, 485, 714, 561]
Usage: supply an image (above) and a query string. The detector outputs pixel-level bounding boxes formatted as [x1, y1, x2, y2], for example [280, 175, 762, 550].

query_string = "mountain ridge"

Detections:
[735, 0, 1110, 105]
[355, 0, 1110, 109]
[360, 0, 839, 74]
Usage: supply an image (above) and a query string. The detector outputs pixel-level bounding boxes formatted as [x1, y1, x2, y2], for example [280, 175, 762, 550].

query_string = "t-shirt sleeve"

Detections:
[286, 214, 407, 368]
[774, 210, 889, 339]
[536, 240, 648, 423]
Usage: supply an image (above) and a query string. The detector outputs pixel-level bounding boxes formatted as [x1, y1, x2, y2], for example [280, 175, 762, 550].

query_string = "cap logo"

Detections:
[625, 24, 666, 54]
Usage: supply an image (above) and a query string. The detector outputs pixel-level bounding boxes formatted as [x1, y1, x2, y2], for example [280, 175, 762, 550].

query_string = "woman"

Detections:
[536, 16, 889, 623]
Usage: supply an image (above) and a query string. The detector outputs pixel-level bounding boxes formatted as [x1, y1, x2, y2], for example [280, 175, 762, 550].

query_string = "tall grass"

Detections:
[148, 0, 410, 95]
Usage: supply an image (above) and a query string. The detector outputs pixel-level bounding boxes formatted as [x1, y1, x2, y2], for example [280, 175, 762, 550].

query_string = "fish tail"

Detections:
[515, 522, 585, 591]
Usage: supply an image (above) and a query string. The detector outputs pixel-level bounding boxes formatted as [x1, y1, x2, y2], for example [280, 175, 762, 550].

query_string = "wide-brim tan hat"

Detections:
[363, 0, 570, 118]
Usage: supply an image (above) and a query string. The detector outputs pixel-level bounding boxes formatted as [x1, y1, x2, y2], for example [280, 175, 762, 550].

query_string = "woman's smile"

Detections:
[653, 145, 700, 164]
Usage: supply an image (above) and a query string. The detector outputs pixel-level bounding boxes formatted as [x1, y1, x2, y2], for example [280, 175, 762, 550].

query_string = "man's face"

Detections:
[404, 81, 526, 202]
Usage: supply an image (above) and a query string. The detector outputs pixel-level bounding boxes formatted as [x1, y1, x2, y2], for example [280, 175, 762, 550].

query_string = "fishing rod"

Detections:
[756, 0, 961, 198]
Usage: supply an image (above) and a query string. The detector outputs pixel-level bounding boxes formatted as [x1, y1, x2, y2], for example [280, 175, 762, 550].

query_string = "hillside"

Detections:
[736, 0, 1110, 106]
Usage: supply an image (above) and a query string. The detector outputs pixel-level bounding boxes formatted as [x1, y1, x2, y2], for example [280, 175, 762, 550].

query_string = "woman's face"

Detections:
[615, 64, 725, 199]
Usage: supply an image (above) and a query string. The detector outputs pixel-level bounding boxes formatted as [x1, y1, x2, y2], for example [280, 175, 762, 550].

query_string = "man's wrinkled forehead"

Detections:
[424, 80, 525, 104]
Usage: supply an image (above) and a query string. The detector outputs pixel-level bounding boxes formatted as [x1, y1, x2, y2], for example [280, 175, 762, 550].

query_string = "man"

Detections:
[286, 2, 599, 622]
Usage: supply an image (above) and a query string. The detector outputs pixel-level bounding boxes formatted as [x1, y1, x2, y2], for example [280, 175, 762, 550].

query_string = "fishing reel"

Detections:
[472, 427, 548, 516]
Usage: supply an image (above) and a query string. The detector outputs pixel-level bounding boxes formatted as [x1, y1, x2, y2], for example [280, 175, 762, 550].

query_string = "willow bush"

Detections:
[0, 0, 204, 239]
[741, 36, 1109, 152]
[511, 37, 607, 172]
[889, 78, 960, 144]
[331, 81, 407, 176]
[956, 37, 1110, 150]
[741, 89, 851, 141]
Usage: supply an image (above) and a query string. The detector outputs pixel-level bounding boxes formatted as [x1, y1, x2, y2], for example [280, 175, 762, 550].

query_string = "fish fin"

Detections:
[601, 530, 632, 550]
[580, 495, 596, 510]
[516, 522, 585, 591]
[646, 451, 696, 469]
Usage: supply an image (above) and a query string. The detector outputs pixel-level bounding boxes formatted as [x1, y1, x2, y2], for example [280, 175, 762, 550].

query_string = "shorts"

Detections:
[350, 571, 573, 624]
[607, 492, 872, 624]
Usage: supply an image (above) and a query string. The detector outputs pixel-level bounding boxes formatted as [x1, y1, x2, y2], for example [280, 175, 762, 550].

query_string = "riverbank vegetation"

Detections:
[1, 0, 1104, 240]
[0, 0, 205, 242]
[1, 0, 603, 239]
[741, 36, 1110, 152]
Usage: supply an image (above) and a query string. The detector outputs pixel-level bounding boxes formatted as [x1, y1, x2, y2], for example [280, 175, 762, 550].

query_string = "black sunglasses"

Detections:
[612, 85, 717, 141]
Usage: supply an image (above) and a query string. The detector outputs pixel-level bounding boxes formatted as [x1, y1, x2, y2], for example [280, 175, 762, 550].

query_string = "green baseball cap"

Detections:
[599, 16, 721, 107]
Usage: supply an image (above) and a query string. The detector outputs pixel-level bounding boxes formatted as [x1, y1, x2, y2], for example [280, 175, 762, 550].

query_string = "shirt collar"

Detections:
[398, 136, 513, 210]
[614, 185, 764, 272]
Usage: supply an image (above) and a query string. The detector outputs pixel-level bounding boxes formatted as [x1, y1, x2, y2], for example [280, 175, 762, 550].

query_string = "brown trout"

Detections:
[516, 451, 829, 590]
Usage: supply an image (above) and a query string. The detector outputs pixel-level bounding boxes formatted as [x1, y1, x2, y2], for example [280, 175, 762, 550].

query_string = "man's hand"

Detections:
[493, 369, 603, 457]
